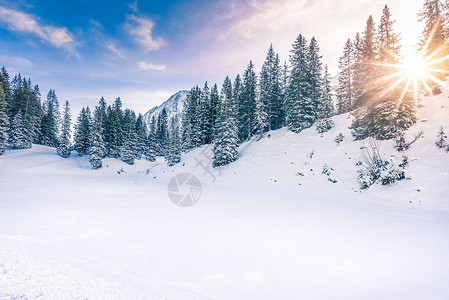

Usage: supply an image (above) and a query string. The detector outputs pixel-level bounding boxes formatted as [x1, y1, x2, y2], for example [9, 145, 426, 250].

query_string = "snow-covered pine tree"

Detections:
[286, 34, 314, 132]
[239, 61, 258, 142]
[395, 91, 417, 132]
[436, 126, 447, 148]
[57, 100, 72, 158]
[336, 38, 354, 114]
[181, 87, 201, 151]
[317, 65, 335, 119]
[418, 0, 449, 77]
[198, 82, 212, 144]
[166, 116, 181, 166]
[39, 89, 61, 147]
[350, 107, 371, 140]
[89, 119, 104, 169]
[120, 109, 138, 164]
[357, 15, 379, 105]
[8, 74, 42, 143]
[145, 116, 157, 161]
[259, 45, 283, 132]
[104, 101, 122, 158]
[0, 85, 9, 155]
[74, 107, 92, 155]
[156, 107, 169, 156]
[47, 89, 61, 136]
[281, 61, 289, 124]
[210, 83, 220, 135]
[233, 74, 244, 129]
[378, 5, 401, 66]
[308, 37, 324, 121]
[0, 67, 11, 107]
[8, 110, 31, 149]
[352, 32, 364, 105]
[213, 77, 239, 167]
[135, 114, 148, 159]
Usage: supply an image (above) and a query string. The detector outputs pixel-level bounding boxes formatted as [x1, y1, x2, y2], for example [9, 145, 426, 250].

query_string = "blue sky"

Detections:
[0, 0, 424, 116]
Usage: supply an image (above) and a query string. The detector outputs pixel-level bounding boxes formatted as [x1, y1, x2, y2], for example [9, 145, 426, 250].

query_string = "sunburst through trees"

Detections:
[338, 1, 449, 141]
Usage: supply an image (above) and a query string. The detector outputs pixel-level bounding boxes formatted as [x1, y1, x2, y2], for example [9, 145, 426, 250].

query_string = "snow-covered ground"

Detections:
[1, 90, 449, 299]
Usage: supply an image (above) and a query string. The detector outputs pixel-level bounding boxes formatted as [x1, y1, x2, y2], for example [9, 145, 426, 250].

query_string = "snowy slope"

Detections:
[1, 88, 449, 299]
[143, 90, 189, 126]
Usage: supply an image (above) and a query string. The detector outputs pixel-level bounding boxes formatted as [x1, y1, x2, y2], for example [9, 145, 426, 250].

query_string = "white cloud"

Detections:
[126, 15, 165, 52]
[0, 7, 74, 49]
[107, 41, 126, 58]
[138, 61, 166, 71]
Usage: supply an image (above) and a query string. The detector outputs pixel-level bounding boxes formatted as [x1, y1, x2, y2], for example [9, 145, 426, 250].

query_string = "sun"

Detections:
[400, 53, 429, 80]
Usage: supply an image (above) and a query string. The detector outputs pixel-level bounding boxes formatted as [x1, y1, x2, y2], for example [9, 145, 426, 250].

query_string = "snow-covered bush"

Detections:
[315, 118, 334, 134]
[335, 133, 344, 145]
[357, 140, 407, 189]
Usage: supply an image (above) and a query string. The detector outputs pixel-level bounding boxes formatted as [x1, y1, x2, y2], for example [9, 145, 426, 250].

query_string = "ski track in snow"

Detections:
[0, 88, 449, 299]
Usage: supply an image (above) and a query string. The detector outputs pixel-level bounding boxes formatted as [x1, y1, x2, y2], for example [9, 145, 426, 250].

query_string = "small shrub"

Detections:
[335, 133, 344, 145]
[316, 118, 335, 134]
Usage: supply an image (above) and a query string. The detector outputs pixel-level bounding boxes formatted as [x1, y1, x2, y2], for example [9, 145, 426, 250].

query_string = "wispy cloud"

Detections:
[107, 41, 126, 58]
[127, 1, 138, 13]
[138, 61, 166, 71]
[0, 6, 74, 49]
[126, 14, 165, 52]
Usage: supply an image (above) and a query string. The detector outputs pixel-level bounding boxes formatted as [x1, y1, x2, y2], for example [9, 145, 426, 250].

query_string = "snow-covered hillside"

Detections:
[143, 90, 189, 126]
[1, 89, 449, 299]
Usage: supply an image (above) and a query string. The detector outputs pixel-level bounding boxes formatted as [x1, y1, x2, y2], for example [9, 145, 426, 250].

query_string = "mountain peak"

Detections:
[143, 90, 189, 125]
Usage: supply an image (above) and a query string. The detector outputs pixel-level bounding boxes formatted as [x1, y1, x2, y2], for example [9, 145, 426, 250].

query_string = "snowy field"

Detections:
[1, 91, 449, 299]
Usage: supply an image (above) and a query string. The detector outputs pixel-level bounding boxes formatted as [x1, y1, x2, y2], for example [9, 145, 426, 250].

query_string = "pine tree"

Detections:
[352, 32, 364, 104]
[210, 83, 220, 134]
[239, 61, 257, 141]
[358, 15, 379, 105]
[104, 102, 122, 158]
[89, 122, 104, 169]
[198, 82, 212, 144]
[378, 5, 401, 65]
[74, 107, 92, 155]
[0, 86, 9, 155]
[336, 38, 354, 113]
[166, 116, 181, 166]
[9, 75, 42, 143]
[418, 0, 449, 71]
[259, 45, 283, 132]
[317, 65, 335, 119]
[436, 126, 447, 148]
[213, 77, 239, 167]
[39, 90, 60, 147]
[286, 34, 313, 132]
[351, 85, 416, 140]
[181, 87, 201, 151]
[9, 111, 31, 149]
[121, 109, 138, 164]
[135, 114, 148, 159]
[57, 100, 72, 158]
[281, 61, 289, 124]
[308, 37, 324, 120]
[145, 116, 157, 161]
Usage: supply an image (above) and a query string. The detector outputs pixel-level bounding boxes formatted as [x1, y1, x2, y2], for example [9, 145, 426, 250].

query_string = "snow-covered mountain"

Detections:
[143, 90, 189, 126]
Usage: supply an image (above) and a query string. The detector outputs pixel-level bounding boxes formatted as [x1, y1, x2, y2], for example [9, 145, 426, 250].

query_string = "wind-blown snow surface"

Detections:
[1, 90, 449, 299]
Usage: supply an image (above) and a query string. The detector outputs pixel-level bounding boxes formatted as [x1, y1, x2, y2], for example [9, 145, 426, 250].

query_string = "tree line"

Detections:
[1, 1, 447, 169]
